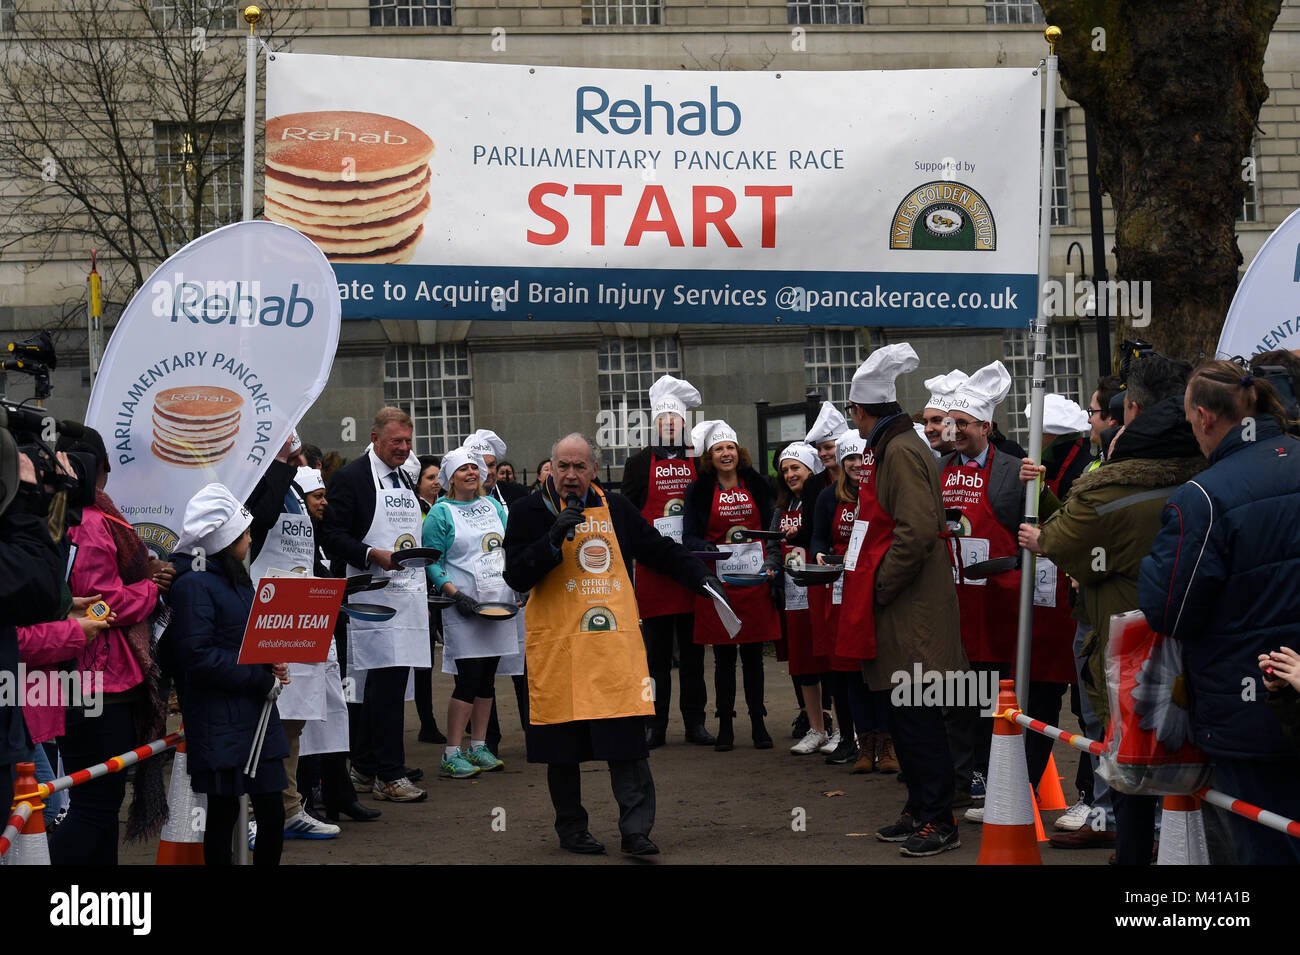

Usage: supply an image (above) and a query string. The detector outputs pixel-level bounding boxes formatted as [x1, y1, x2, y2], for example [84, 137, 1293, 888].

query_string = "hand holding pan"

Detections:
[393, 547, 441, 568]
[960, 554, 1021, 580]
[345, 573, 390, 595]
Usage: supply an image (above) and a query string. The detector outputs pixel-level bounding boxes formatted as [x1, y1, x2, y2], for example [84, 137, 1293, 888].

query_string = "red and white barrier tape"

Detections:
[38, 731, 185, 798]
[0, 802, 33, 858]
[1000, 707, 1106, 756]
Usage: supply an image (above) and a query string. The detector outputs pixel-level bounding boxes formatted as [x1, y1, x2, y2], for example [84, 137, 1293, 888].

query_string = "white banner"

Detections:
[85, 220, 341, 557]
[1219, 206, 1300, 357]
[266, 54, 1040, 327]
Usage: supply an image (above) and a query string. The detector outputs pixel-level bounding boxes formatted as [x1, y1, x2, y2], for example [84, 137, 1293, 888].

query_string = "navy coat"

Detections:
[1140, 416, 1300, 760]
[160, 553, 288, 776]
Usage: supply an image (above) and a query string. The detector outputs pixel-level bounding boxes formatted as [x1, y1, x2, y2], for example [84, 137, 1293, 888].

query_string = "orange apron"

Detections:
[525, 486, 653, 725]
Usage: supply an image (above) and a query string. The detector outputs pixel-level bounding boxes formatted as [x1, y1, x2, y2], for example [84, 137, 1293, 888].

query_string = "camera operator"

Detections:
[1, 428, 68, 817]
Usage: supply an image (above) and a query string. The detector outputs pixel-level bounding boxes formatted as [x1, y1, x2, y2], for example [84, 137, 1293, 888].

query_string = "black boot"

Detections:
[684, 720, 716, 746]
[751, 715, 773, 749]
[715, 714, 735, 752]
[419, 721, 447, 744]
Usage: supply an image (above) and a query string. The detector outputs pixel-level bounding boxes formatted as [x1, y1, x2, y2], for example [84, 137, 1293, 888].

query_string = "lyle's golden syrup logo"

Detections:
[395, 533, 417, 551]
[580, 606, 617, 632]
[135, 523, 178, 560]
[784, 547, 807, 570]
[663, 497, 684, 517]
[891, 181, 996, 251]
[482, 532, 503, 553]
[726, 525, 750, 544]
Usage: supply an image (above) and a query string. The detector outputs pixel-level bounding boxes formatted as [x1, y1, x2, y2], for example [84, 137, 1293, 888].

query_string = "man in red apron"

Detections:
[837, 343, 967, 858]
[503, 434, 721, 856]
[620, 375, 714, 748]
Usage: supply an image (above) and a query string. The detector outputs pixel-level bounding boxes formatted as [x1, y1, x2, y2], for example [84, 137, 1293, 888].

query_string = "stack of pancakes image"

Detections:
[151, 385, 243, 468]
[265, 111, 434, 265]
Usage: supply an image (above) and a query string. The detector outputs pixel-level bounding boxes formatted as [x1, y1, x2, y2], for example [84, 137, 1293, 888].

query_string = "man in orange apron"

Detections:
[503, 433, 720, 857]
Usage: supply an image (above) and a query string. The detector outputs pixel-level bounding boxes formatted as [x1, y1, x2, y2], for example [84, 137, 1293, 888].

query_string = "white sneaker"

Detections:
[791, 730, 830, 755]
[818, 730, 841, 754]
[283, 810, 341, 840]
[1053, 796, 1092, 832]
[964, 806, 984, 824]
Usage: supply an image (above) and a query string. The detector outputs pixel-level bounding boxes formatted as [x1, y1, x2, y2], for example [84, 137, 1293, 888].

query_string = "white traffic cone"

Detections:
[156, 735, 206, 865]
[1156, 794, 1209, 865]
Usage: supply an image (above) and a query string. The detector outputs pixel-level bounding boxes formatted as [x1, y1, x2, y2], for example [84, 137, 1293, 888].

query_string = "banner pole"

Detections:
[1015, 26, 1061, 704]
[242, 6, 261, 223]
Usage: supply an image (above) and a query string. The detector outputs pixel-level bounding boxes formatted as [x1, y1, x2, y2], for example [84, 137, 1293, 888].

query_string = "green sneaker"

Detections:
[467, 744, 504, 772]
[439, 749, 482, 779]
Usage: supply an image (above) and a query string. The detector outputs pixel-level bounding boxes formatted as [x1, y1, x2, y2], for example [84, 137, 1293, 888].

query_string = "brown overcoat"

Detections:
[862, 414, 969, 692]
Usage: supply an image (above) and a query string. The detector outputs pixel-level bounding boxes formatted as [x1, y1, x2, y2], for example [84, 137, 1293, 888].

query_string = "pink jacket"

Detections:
[15, 506, 157, 742]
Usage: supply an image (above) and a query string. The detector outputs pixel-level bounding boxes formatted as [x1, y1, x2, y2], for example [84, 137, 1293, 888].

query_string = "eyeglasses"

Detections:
[1087, 408, 1104, 417]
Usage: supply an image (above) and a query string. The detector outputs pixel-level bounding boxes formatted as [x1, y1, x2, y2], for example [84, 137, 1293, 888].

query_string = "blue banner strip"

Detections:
[335, 265, 1037, 328]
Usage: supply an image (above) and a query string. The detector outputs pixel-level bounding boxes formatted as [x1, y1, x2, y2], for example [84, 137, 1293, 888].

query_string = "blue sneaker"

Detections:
[466, 744, 504, 772]
[439, 749, 482, 779]
[971, 771, 986, 801]
[247, 820, 256, 851]
[283, 810, 340, 840]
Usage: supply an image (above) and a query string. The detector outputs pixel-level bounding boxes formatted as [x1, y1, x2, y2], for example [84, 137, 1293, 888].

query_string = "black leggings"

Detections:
[204, 791, 284, 866]
[451, 656, 500, 704]
[714, 643, 765, 718]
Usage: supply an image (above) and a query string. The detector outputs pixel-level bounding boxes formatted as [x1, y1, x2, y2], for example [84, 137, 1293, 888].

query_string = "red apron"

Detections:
[1028, 439, 1082, 683]
[941, 444, 1019, 663]
[779, 506, 827, 676]
[812, 498, 859, 671]
[635, 453, 697, 617]
[692, 482, 780, 645]
[837, 446, 897, 662]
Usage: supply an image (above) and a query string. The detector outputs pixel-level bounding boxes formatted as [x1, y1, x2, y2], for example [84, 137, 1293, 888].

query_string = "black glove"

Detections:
[698, 573, 726, 598]
[697, 542, 720, 553]
[548, 496, 586, 547]
[452, 591, 480, 618]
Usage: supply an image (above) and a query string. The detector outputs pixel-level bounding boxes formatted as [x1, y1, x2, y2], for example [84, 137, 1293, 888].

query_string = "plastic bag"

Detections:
[1098, 610, 1210, 796]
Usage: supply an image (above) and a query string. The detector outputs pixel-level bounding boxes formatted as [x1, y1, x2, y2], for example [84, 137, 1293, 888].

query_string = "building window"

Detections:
[804, 328, 866, 406]
[369, 0, 453, 27]
[597, 336, 680, 467]
[383, 344, 473, 454]
[787, 0, 863, 25]
[154, 121, 241, 247]
[584, 0, 659, 26]
[1041, 109, 1070, 227]
[986, 0, 1044, 25]
[1002, 324, 1084, 445]
[1239, 137, 1259, 223]
[150, 0, 239, 30]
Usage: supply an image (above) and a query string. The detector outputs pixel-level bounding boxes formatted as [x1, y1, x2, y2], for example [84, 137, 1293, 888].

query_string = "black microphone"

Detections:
[564, 493, 582, 541]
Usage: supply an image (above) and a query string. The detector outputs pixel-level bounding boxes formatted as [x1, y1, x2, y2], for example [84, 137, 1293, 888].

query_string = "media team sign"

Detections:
[266, 54, 1040, 327]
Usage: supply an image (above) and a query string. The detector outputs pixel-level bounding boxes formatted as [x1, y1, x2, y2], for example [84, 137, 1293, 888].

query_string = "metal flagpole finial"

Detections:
[244, 5, 262, 32]
[1044, 25, 1060, 55]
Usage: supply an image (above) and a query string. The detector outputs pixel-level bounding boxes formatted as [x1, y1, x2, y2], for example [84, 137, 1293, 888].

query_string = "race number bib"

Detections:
[719, 541, 762, 575]
[951, 537, 990, 587]
[784, 573, 808, 611]
[1033, 557, 1058, 608]
[653, 515, 683, 544]
[843, 520, 869, 572]
[832, 574, 845, 605]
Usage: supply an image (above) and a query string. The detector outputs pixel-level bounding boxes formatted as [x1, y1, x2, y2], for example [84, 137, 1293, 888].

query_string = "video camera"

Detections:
[1117, 338, 1156, 386]
[1, 331, 94, 520]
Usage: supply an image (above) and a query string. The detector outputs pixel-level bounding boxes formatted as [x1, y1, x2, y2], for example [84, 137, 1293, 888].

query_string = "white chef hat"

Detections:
[177, 483, 252, 556]
[923, 369, 969, 413]
[835, 430, 866, 464]
[294, 467, 325, 495]
[1027, 394, 1091, 436]
[648, 374, 702, 422]
[805, 401, 848, 445]
[849, 343, 920, 404]
[465, 429, 506, 460]
[440, 447, 481, 481]
[950, 360, 1012, 423]
[690, 419, 738, 457]
[400, 450, 421, 483]
[778, 441, 823, 475]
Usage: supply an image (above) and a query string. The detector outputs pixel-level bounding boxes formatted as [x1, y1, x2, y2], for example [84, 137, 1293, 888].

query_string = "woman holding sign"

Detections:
[684, 420, 779, 752]
[422, 447, 517, 780]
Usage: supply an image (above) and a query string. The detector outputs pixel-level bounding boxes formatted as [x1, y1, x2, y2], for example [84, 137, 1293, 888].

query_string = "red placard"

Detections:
[237, 577, 347, 665]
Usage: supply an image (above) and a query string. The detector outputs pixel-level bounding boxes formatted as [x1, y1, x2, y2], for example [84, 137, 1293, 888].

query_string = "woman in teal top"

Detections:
[423, 448, 517, 779]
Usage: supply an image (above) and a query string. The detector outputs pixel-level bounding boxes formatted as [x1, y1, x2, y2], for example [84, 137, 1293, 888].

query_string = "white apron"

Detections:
[344, 453, 431, 674]
[438, 496, 518, 675]
[299, 635, 350, 755]
[497, 604, 527, 677]
[250, 498, 327, 722]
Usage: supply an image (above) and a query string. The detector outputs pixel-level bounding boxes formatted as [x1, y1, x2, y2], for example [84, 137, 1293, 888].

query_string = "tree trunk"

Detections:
[1038, 0, 1282, 364]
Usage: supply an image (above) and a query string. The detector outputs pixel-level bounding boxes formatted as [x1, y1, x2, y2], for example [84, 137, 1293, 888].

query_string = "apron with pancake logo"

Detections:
[438, 496, 518, 674]
[836, 446, 896, 661]
[811, 498, 857, 669]
[635, 452, 696, 616]
[693, 482, 778, 645]
[525, 486, 650, 725]
[1027, 440, 1083, 683]
[344, 452, 430, 674]
[780, 504, 827, 676]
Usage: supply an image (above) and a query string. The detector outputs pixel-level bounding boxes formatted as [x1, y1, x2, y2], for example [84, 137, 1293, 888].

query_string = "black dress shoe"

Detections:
[684, 723, 717, 746]
[404, 768, 424, 783]
[325, 801, 382, 822]
[418, 723, 447, 744]
[559, 832, 606, 854]
[824, 739, 858, 765]
[645, 725, 666, 748]
[621, 834, 660, 856]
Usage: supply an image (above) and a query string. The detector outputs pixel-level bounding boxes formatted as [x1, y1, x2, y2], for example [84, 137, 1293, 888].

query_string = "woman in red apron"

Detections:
[764, 442, 831, 755]
[684, 420, 779, 751]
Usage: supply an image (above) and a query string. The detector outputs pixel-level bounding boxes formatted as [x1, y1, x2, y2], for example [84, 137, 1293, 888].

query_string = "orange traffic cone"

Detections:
[1156, 794, 1209, 865]
[1035, 753, 1069, 811]
[1031, 793, 1048, 842]
[156, 735, 205, 865]
[7, 761, 50, 865]
[977, 681, 1042, 865]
